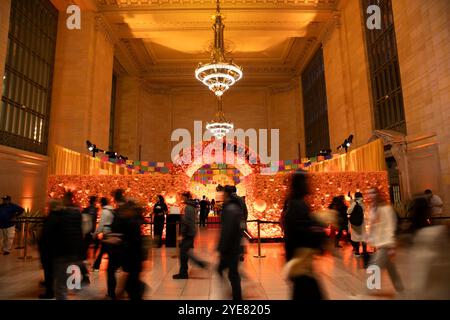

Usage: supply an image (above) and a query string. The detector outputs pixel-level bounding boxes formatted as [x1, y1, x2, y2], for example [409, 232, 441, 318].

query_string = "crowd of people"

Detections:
[0, 172, 448, 301]
[282, 171, 448, 300]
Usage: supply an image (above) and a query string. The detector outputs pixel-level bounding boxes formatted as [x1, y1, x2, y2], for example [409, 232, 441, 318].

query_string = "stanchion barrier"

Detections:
[15, 217, 45, 260]
[15, 220, 25, 250]
[18, 219, 32, 260]
[253, 219, 266, 258]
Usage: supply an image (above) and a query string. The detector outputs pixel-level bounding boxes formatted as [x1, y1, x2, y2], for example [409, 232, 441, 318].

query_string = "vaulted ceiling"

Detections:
[93, 0, 340, 87]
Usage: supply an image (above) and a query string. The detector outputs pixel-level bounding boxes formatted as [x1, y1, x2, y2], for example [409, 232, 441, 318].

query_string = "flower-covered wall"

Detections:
[243, 171, 390, 238]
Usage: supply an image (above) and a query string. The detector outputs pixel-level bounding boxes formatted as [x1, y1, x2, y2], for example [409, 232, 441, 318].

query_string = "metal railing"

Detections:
[15, 217, 45, 260]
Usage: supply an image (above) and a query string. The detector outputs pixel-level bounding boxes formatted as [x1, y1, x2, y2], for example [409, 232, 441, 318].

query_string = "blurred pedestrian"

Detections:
[366, 188, 404, 294]
[211, 199, 216, 215]
[409, 196, 450, 299]
[45, 191, 84, 300]
[173, 192, 208, 279]
[199, 195, 209, 227]
[424, 189, 444, 220]
[347, 192, 368, 258]
[217, 185, 244, 300]
[101, 189, 126, 299]
[153, 195, 168, 248]
[0, 195, 24, 255]
[92, 197, 115, 271]
[328, 196, 348, 248]
[38, 199, 61, 299]
[283, 171, 326, 300]
[113, 200, 146, 300]
[81, 196, 98, 260]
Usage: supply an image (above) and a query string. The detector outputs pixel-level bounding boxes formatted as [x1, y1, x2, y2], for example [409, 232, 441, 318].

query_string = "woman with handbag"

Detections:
[283, 171, 326, 300]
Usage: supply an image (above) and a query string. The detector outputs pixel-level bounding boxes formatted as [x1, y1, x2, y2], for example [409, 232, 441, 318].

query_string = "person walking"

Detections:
[424, 189, 444, 220]
[0, 195, 24, 255]
[152, 195, 168, 248]
[283, 171, 326, 300]
[173, 192, 208, 279]
[347, 192, 368, 258]
[366, 188, 404, 294]
[409, 196, 450, 299]
[45, 192, 84, 300]
[199, 195, 209, 228]
[112, 200, 146, 300]
[329, 196, 348, 248]
[211, 199, 216, 215]
[217, 185, 244, 300]
[101, 189, 126, 299]
[81, 196, 98, 260]
[92, 197, 115, 271]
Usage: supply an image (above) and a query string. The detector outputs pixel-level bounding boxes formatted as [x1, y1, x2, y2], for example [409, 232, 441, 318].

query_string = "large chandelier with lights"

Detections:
[195, 0, 243, 97]
[206, 97, 234, 139]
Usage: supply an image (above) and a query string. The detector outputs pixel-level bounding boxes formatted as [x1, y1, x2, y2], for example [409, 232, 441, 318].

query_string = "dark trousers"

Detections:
[106, 246, 122, 299]
[292, 275, 323, 300]
[125, 270, 143, 300]
[42, 259, 54, 296]
[218, 254, 242, 300]
[351, 241, 367, 254]
[154, 216, 165, 247]
[335, 226, 348, 244]
[93, 244, 107, 270]
[179, 236, 205, 275]
[199, 210, 207, 227]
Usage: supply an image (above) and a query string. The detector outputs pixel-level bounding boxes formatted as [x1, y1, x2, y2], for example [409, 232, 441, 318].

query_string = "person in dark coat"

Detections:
[217, 185, 244, 300]
[173, 192, 208, 279]
[199, 195, 209, 227]
[0, 195, 24, 255]
[44, 191, 84, 300]
[112, 200, 145, 300]
[152, 195, 168, 247]
[38, 200, 61, 299]
[284, 171, 326, 300]
[329, 195, 348, 248]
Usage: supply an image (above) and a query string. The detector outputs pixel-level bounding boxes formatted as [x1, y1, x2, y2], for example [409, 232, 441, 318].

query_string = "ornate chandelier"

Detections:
[195, 0, 243, 97]
[206, 97, 234, 139]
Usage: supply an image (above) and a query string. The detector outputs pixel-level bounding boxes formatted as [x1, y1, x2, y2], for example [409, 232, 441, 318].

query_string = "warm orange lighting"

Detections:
[253, 199, 267, 213]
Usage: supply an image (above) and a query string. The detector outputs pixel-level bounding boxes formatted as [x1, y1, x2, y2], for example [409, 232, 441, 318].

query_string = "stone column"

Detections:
[0, 0, 11, 96]
[49, 12, 114, 153]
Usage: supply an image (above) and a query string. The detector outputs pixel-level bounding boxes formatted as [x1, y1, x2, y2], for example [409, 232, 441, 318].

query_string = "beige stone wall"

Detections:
[392, 0, 450, 213]
[322, 0, 374, 152]
[49, 11, 113, 153]
[114, 82, 302, 163]
[0, 145, 48, 212]
[0, 0, 11, 96]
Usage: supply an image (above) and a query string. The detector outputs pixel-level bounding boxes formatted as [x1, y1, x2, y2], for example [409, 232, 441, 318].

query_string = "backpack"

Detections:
[349, 203, 364, 226]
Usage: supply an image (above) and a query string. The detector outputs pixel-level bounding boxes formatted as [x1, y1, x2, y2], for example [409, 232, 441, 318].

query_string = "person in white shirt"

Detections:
[366, 188, 404, 293]
[425, 189, 444, 219]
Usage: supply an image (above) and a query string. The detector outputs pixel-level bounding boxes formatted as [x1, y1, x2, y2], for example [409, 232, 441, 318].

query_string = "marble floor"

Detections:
[0, 228, 415, 300]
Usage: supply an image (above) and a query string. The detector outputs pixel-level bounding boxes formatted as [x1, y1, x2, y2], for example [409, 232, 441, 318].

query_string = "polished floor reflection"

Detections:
[0, 228, 414, 300]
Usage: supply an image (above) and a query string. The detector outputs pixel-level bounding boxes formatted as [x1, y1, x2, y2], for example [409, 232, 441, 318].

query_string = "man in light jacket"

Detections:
[367, 188, 404, 293]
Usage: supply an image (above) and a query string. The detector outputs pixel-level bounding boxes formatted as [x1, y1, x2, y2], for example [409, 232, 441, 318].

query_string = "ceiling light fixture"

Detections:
[195, 0, 243, 97]
[206, 97, 234, 139]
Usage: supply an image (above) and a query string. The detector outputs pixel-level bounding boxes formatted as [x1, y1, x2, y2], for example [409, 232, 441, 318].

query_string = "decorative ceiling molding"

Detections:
[96, 0, 337, 10]
[94, 14, 116, 46]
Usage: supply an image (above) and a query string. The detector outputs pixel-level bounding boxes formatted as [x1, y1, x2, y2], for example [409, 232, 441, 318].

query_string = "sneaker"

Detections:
[92, 268, 99, 272]
[354, 253, 361, 257]
[172, 273, 188, 280]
